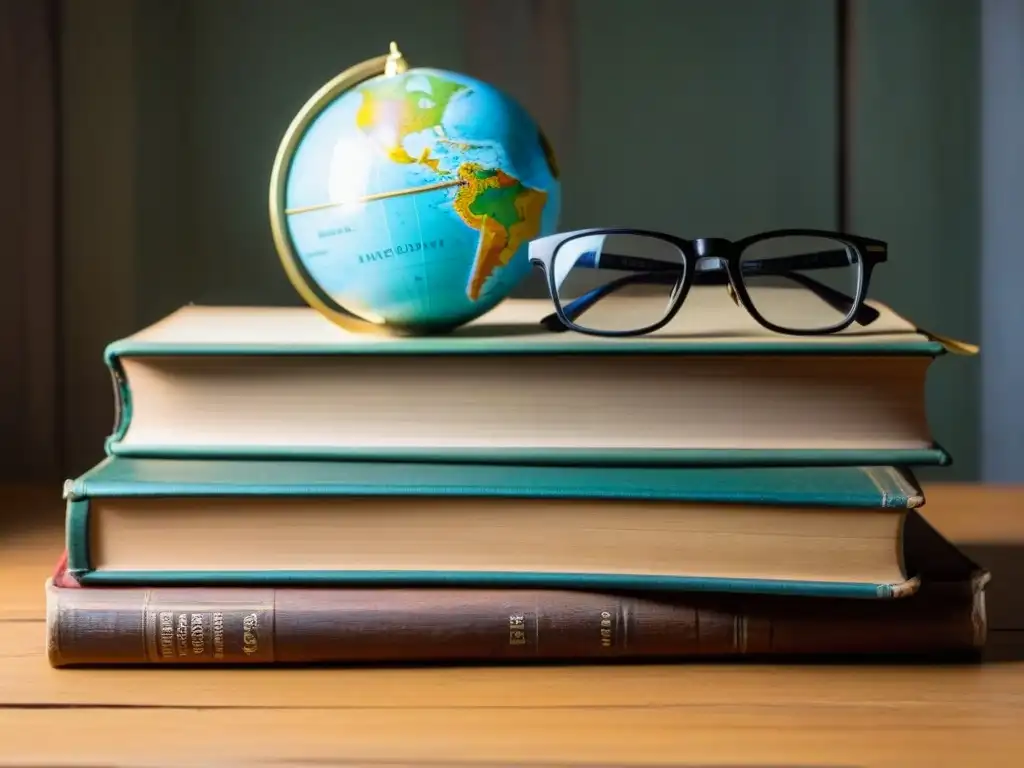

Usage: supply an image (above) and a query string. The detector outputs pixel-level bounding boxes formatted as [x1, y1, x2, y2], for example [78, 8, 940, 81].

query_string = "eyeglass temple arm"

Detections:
[709, 248, 880, 324]
[596, 248, 868, 281]
[735, 248, 863, 275]
[750, 270, 880, 324]
[540, 249, 878, 331]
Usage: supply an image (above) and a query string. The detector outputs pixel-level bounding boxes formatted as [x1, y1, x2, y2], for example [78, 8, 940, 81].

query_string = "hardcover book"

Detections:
[46, 556, 989, 667]
[62, 458, 983, 599]
[101, 292, 960, 466]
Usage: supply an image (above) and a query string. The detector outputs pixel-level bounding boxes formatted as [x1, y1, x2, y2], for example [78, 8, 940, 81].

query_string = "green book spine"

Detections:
[66, 457, 925, 507]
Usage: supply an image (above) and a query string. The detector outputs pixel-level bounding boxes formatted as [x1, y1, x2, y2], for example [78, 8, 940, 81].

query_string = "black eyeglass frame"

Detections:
[528, 227, 889, 338]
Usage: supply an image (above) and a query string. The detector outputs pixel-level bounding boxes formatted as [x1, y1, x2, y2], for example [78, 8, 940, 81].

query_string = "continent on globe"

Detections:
[355, 73, 467, 170]
[453, 162, 547, 301]
[278, 55, 561, 333]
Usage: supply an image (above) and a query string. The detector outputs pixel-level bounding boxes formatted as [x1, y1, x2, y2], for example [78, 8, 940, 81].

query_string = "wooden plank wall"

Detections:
[0, 0, 60, 484]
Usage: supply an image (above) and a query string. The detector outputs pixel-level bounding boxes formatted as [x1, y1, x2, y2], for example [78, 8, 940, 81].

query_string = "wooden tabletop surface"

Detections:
[1, 483, 1023, 767]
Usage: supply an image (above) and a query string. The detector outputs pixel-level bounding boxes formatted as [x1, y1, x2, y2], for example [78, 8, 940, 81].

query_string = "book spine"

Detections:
[103, 353, 130, 455]
[46, 583, 985, 667]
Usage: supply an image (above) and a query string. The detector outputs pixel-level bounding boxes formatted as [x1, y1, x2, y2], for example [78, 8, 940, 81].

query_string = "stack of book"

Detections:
[45, 290, 988, 667]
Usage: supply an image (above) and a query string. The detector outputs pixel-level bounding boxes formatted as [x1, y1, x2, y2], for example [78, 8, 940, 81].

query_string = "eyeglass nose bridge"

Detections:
[693, 237, 733, 257]
[691, 255, 743, 307]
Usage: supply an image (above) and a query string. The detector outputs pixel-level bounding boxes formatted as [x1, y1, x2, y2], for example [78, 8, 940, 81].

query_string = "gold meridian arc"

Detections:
[268, 43, 410, 336]
[285, 179, 465, 216]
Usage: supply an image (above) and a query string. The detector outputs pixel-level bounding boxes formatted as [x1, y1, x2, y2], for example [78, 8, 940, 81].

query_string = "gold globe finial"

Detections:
[384, 41, 407, 77]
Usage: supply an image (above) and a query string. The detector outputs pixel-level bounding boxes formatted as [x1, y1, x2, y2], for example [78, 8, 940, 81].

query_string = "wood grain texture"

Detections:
[910, 485, 1024, 541]
[1, 700, 1024, 767]
[1, 483, 1023, 765]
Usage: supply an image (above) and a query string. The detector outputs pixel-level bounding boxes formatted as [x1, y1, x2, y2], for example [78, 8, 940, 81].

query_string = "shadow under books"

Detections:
[61, 649, 1024, 671]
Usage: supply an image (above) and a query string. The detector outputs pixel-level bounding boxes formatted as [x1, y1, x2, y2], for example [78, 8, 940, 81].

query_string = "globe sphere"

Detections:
[276, 64, 561, 334]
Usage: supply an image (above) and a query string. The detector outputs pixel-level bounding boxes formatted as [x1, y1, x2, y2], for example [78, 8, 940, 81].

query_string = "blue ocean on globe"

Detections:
[283, 67, 561, 332]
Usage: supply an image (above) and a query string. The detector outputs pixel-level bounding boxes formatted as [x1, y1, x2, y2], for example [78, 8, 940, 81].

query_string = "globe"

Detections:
[271, 44, 561, 334]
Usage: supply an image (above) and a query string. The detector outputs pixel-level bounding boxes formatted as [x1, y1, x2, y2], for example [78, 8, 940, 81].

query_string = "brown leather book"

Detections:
[46, 561, 989, 667]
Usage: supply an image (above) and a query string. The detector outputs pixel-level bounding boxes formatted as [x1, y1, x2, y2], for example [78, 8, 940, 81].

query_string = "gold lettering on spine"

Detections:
[158, 611, 175, 659]
[600, 610, 613, 648]
[146, 598, 273, 663]
[242, 612, 260, 655]
[508, 613, 527, 646]
[175, 613, 189, 656]
[190, 613, 205, 655]
[212, 612, 225, 659]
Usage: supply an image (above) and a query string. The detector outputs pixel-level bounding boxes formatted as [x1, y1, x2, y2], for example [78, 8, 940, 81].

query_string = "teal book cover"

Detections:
[100, 302, 956, 468]
[65, 456, 926, 506]
[58, 457, 975, 600]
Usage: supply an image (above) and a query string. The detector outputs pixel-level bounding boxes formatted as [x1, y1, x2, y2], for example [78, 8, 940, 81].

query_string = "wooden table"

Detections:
[1, 484, 1023, 767]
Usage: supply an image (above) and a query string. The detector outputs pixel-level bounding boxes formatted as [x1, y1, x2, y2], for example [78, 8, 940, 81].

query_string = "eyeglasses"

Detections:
[527, 228, 888, 337]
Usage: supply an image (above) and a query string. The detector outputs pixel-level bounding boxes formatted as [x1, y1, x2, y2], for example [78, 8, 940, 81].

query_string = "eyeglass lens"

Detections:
[738, 235, 863, 331]
[550, 233, 686, 332]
